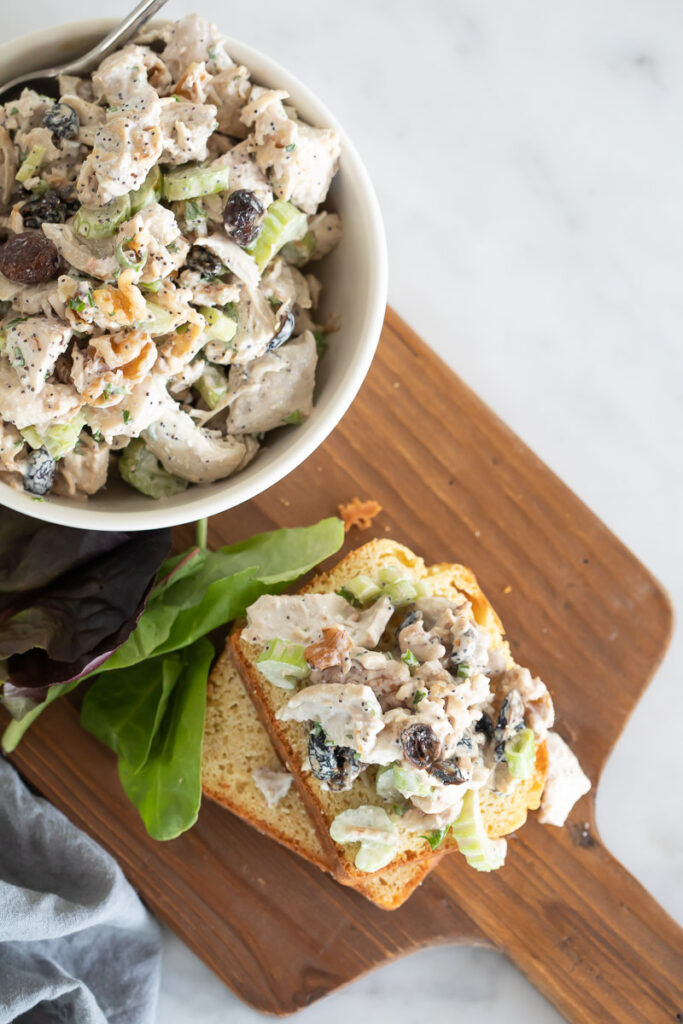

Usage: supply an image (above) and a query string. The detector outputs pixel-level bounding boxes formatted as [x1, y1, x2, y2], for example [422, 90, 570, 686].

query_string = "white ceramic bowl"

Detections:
[0, 19, 387, 530]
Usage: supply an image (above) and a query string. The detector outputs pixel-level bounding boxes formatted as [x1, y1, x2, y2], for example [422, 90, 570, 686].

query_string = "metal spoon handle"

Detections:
[0, 0, 169, 97]
[64, 0, 169, 74]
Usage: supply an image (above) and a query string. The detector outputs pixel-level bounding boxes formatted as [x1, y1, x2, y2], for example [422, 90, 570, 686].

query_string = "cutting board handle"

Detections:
[437, 820, 683, 1023]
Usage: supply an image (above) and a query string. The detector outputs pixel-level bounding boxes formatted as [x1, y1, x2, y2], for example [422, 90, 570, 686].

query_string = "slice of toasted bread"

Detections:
[202, 641, 436, 909]
[231, 539, 548, 884]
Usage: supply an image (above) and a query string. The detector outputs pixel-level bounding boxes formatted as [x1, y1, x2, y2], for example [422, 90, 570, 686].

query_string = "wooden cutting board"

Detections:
[4, 309, 682, 1022]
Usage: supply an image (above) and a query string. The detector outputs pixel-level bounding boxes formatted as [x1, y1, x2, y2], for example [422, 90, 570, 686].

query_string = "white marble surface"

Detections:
[9, 0, 683, 1020]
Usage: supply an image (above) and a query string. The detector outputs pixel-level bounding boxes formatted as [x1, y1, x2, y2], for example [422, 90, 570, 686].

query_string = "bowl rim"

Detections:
[0, 17, 388, 531]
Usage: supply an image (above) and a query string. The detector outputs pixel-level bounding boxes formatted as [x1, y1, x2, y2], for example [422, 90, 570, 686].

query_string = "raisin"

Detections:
[401, 722, 439, 768]
[223, 189, 264, 246]
[495, 690, 525, 739]
[429, 757, 470, 785]
[308, 726, 361, 792]
[23, 448, 56, 496]
[474, 711, 494, 740]
[43, 102, 79, 139]
[184, 244, 224, 280]
[395, 609, 420, 643]
[0, 231, 60, 284]
[53, 351, 73, 385]
[20, 190, 70, 229]
[494, 740, 507, 764]
[59, 187, 80, 219]
[267, 311, 295, 350]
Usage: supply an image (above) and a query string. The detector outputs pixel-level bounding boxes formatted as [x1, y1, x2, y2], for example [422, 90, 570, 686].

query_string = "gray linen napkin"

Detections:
[0, 758, 161, 1024]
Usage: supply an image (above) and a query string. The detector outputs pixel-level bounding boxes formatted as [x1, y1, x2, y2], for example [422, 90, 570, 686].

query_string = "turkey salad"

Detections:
[0, 14, 341, 500]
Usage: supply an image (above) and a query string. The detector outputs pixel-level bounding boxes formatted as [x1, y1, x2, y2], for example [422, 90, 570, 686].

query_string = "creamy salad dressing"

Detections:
[539, 732, 591, 826]
[244, 593, 394, 649]
[246, 570, 591, 863]
[0, 13, 342, 500]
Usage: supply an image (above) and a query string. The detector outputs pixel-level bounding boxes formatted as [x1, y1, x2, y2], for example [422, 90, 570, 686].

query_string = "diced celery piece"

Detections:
[9, 345, 24, 368]
[504, 728, 536, 779]
[256, 638, 309, 689]
[129, 166, 162, 214]
[414, 579, 431, 599]
[137, 302, 178, 336]
[451, 789, 507, 872]
[330, 806, 399, 845]
[393, 765, 434, 798]
[15, 145, 46, 184]
[456, 663, 471, 679]
[247, 200, 307, 272]
[401, 649, 419, 668]
[377, 564, 419, 604]
[330, 806, 398, 872]
[280, 230, 316, 267]
[21, 412, 85, 460]
[282, 410, 302, 426]
[116, 237, 146, 272]
[0, 316, 23, 351]
[377, 565, 405, 585]
[118, 439, 188, 499]
[200, 305, 237, 344]
[182, 199, 207, 232]
[313, 330, 327, 357]
[355, 841, 397, 872]
[382, 578, 418, 607]
[344, 574, 382, 606]
[375, 764, 402, 802]
[195, 363, 228, 409]
[337, 585, 361, 607]
[74, 194, 131, 239]
[162, 162, 230, 201]
[139, 280, 162, 293]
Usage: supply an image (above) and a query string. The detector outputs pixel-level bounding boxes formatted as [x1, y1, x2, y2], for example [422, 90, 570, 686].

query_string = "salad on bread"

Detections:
[238, 540, 591, 874]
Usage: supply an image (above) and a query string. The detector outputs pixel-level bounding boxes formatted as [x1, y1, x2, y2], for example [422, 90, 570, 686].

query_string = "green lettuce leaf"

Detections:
[101, 517, 344, 670]
[116, 638, 213, 841]
[80, 654, 183, 773]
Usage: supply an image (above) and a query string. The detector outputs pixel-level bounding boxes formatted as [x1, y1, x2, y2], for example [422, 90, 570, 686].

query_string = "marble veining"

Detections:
[8, 1, 681, 1020]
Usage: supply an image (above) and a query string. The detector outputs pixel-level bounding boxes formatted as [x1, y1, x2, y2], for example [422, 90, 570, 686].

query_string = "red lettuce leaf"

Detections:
[0, 510, 170, 698]
[0, 509, 126, 607]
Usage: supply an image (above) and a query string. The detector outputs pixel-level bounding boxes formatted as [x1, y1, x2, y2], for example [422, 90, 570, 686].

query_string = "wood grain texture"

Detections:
[3, 309, 682, 1020]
